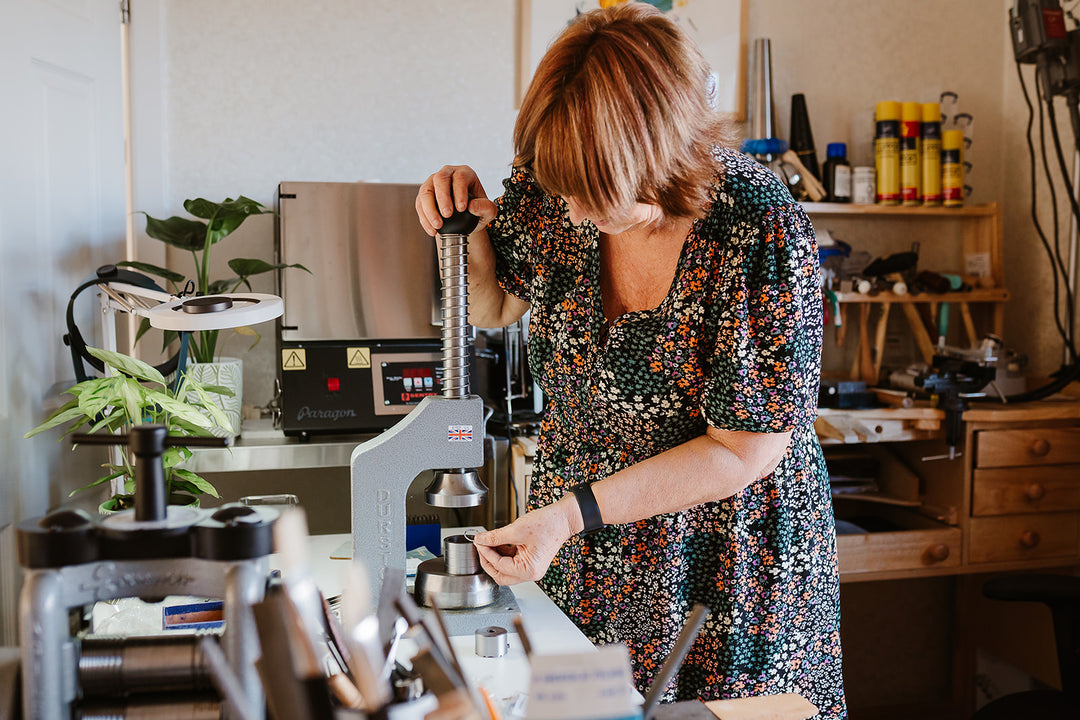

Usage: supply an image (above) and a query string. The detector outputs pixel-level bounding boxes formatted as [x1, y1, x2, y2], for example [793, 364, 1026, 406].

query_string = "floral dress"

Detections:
[487, 147, 845, 716]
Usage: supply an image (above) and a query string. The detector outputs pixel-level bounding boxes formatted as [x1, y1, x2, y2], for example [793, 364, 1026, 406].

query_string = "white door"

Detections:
[0, 0, 127, 641]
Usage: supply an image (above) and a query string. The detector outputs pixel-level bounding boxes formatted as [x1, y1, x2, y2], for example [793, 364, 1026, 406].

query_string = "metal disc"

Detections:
[181, 296, 234, 314]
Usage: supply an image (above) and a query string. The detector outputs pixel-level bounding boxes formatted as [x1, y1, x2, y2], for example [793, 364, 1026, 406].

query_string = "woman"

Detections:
[416, 3, 844, 713]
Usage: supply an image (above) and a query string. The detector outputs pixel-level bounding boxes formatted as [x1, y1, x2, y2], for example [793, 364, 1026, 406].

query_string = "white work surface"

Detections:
[293, 533, 606, 706]
[297, 534, 593, 651]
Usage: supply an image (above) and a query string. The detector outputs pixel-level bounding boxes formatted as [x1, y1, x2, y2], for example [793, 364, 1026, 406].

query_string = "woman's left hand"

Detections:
[472, 499, 581, 585]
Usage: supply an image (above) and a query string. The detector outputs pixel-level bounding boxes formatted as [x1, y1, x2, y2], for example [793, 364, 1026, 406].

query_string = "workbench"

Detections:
[294, 533, 600, 706]
[193, 388, 1080, 583]
[187, 393, 1080, 717]
[816, 394, 1080, 582]
[817, 392, 1080, 717]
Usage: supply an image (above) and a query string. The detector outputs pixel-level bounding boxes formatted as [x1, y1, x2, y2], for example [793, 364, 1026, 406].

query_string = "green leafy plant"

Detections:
[25, 346, 234, 507]
[124, 196, 309, 363]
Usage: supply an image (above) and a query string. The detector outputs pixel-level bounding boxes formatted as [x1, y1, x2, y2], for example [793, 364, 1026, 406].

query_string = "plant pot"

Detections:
[98, 493, 200, 516]
[187, 357, 243, 437]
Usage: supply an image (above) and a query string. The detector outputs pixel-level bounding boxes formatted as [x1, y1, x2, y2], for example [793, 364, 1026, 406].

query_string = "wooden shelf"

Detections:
[819, 407, 944, 421]
[815, 398, 1080, 432]
[801, 202, 998, 217]
[834, 288, 1009, 304]
[815, 407, 944, 445]
[962, 397, 1080, 423]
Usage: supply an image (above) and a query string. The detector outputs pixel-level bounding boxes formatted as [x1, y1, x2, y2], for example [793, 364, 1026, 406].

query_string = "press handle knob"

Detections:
[438, 209, 480, 236]
[131, 425, 169, 522]
[73, 428, 230, 521]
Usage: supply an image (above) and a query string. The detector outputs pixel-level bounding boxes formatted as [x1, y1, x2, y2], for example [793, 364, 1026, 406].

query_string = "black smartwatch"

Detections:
[570, 483, 605, 535]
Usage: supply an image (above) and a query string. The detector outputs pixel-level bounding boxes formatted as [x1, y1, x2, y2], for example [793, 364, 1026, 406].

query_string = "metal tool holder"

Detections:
[916, 348, 999, 460]
[17, 426, 275, 720]
[350, 210, 518, 634]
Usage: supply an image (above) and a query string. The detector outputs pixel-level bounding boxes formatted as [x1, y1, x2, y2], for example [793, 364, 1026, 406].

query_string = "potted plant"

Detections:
[24, 346, 233, 512]
[122, 196, 309, 434]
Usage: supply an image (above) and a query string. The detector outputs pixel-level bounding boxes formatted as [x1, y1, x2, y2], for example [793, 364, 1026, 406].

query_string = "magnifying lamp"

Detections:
[88, 270, 283, 381]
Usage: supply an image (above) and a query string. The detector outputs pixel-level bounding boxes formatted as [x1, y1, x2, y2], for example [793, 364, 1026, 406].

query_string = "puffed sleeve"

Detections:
[487, 166, 550, 304]
[703, 201, 822, 433]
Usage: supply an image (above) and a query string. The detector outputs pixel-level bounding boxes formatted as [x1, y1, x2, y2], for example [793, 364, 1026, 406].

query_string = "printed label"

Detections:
[965, 252, 992, 279]
[282, 348, 307, 371]
[835, 165, 852, 199]
[347, 347, 371, 369]
[447, 425, 474, 442]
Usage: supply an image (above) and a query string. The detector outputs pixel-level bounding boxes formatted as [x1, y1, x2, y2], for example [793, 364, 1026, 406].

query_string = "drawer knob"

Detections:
[1019, 530, 1041, 549]
[1030, 439, 1051, 457]
[1025, 483, 1046, 502]
[924, 544, 950, 564]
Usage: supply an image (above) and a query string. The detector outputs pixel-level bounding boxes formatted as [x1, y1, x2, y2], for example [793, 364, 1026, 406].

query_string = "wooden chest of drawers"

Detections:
[972, 466, 1080, 516]
[818, 400, 1080, 582]
[968, 423, 1080, 567]
[837, 515, 961, 574]
[974, 427, 1080, 468]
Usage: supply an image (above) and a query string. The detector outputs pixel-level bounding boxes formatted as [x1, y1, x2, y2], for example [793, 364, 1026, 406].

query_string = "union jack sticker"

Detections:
[447, 425, 474, 442]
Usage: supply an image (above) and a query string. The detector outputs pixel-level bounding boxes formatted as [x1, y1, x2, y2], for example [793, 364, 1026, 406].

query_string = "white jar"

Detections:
[852, 166, 876, 204]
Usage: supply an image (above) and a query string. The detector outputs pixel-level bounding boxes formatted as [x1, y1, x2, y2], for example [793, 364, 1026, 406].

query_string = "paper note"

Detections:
[964, 251, 992, 279]
[526, 644, 641, 720]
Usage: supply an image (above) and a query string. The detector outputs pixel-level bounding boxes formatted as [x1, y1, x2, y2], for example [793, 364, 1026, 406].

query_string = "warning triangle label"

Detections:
[347, 347, 371, 369]
[282, 348, 307, 371]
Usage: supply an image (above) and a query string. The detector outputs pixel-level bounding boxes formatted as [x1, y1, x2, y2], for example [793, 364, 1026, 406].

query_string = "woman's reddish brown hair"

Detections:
[514, 2, 732, 220]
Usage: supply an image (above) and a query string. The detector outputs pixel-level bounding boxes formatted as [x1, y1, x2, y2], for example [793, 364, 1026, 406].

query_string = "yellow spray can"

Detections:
[874, 101, 901, 205]
[921, 103, 942, 206]
[942, 129, 964, 208]
[901, 102, 922, 205]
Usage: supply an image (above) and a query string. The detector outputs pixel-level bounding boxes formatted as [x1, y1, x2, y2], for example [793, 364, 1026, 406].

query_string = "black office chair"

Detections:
[972, 573, 1080, 720]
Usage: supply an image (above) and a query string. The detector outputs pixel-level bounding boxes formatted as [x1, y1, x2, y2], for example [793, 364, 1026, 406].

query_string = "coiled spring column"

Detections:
[437, 210, 479, 400]
[423, 209, 487, 510]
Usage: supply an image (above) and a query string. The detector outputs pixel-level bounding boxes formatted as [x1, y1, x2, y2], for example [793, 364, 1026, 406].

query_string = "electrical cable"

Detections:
[1033, 65, 1077, 358]
[972, 63, 1080, 404]
[1020, 63, 1076, 356]
[1035, 69, 1063, 261]
[1028, 89, 1080, 397]
[507, 463, 519, 520]
[962, 3, 1080, 405]
[976, 355, 1080, 404]
[65, 266, 184, 383]
[1041, 80, 1080, 356]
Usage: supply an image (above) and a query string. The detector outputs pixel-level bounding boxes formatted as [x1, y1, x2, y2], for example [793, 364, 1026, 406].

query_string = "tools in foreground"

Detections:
[16, 426, 275, 719]
[253, 508, 498, 719]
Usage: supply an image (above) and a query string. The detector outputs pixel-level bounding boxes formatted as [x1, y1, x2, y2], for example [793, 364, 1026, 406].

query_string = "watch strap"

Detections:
[570, 483, 605, 535]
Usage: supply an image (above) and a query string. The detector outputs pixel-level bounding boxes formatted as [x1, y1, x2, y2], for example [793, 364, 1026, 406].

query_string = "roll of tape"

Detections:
[474, 625, 509, 658]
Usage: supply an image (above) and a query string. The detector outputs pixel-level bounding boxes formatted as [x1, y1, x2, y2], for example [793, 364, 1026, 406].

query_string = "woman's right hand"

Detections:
[472, 497, 580, 585]
[415, 165, 497, 237]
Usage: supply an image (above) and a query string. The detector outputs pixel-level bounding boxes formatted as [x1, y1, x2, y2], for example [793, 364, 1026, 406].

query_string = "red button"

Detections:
[327, 377, 340, 392]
